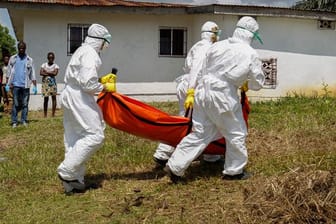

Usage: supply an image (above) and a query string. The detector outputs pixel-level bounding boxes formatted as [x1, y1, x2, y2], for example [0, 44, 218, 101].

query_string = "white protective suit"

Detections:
[153, 21, 221, 162]
[166, 16, 265, 177]
[57, 24, 111, 183]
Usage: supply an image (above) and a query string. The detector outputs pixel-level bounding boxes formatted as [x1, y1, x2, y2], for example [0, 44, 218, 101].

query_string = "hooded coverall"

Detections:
[166, 16, 265, 177]
[154, 21, 221, 162]
[57, 24, 111, 183]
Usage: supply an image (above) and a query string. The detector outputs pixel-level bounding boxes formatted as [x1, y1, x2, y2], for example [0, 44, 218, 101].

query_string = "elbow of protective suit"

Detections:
[184, 88, 195, 110]
[248, 73, 265, 91]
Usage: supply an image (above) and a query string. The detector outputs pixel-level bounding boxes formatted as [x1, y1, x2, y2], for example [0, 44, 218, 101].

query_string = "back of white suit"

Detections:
[57, 27, 107, 182]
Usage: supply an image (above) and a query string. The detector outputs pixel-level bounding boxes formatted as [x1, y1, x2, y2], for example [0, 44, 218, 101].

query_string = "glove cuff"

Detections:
[186, 88, 195, 96]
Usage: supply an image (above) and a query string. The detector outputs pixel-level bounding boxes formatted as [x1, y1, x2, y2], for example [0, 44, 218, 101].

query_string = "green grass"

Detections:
[0, 96, 336, 223]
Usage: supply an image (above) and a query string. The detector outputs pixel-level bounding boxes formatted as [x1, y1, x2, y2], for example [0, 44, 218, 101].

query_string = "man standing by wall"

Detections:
[6, 41, 37, 128]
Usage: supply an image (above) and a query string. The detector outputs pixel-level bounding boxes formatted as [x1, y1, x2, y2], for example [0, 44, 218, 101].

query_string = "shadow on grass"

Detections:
[85, 159, 224, 184]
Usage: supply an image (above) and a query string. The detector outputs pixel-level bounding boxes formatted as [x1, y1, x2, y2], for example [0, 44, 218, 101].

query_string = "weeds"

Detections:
[0, 96, 336, 223]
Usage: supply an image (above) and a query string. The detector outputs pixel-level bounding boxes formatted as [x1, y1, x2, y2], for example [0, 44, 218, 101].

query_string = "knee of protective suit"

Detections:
[96, 132, 105, 146]
[88, 131, 105, 148]
[229, 135, 246, 148]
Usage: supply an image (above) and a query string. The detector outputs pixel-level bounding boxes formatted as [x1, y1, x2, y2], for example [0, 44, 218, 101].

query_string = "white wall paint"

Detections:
[13, 9, 336, 109]
[254, 49, 336, 99]
[23, 11, 195, 84]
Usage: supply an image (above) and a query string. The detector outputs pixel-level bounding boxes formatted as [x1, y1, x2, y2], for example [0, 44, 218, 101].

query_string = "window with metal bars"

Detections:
[67, 24, 89, 55]
[159, 27, 187, 57]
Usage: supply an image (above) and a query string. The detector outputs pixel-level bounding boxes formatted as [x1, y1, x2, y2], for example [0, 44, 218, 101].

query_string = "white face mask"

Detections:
[100, 41, 110, 52]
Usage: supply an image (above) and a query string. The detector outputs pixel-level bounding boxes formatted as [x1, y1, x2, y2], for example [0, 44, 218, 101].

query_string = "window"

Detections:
[317, 20, 335, 30]
[67, 24, 89, 55]
[262, 58, 277, 89]
[159, 27, 187, 57]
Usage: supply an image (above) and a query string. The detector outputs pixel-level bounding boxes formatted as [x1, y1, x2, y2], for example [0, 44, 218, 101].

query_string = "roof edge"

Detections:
[187, 4, 336, 20]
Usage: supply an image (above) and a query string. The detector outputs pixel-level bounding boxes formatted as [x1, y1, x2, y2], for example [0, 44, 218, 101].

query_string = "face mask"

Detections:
[100, 41, 110, 52]
[236, 26, 263, 44]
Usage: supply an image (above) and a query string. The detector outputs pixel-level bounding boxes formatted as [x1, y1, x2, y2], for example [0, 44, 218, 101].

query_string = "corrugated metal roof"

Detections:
[4, 0, 187, 8]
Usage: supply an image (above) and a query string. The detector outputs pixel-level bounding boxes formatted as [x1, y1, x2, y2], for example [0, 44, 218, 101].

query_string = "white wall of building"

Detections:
[22, 10, 195, 84]
[255, 49, 336, 99]
[9, 9, 336, 111]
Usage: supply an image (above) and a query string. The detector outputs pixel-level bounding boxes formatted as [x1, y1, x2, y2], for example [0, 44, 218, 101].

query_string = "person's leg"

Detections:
[166, 100, 221, 177]
[153, 143, 175, 167]
[11, 87, 19, 126]
[216, 107, 248, 177]
[2, 85, 9, 105]
[51, 95, 57, 117]
[43, 97, 49, 117]
[21, 88, 30, 125]
[203, 154, 222, 162]
[153, 76, 188, 165]
[57, 107, 105, 183]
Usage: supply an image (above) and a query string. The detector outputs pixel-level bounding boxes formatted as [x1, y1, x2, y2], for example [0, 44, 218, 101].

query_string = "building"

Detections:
[2, 0, 336, 109]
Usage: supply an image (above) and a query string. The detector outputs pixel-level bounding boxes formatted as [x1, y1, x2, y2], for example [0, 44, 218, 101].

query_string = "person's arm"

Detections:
[31, 60, 37, 85]
[48, 67, 59, 77]
[29, 58, 37, 93]
[80, 66, 104, 94]
[79, 53, 104, 94]
[0, 68, 3, 85]
[6, 57, 14, 86]
[247, 53, 265, 91]
[184, 44, 210, 110]
[186, 43, 210, 90]
[40, 67, 48, 76]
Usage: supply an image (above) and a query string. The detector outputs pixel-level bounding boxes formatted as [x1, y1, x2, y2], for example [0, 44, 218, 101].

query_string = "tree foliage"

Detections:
[294, 0, 336, 11]
[0, 24, 16, 60]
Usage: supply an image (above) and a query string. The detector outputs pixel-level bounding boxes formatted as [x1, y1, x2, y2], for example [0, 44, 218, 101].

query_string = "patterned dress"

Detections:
[41, 62, 59, 97]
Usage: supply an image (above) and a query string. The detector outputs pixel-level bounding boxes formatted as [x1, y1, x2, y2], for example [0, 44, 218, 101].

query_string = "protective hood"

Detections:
[201, 21, 220, 43]
[84, 24, 112, 53]
[232, 16, 262, 45]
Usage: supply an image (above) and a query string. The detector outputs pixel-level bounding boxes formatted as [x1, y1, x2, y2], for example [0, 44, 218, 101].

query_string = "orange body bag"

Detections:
[97, 92, 250, 155]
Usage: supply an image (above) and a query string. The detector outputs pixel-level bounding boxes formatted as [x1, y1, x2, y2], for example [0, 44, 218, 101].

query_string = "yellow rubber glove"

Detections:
[104, 82, 116, 92]
[99, 73, 117, 84]
[240, 81, 249, 92]
[184, 88, 195, 110]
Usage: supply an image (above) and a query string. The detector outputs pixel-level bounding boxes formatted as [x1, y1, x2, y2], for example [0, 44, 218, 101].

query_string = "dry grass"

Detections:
[244, 168, 336, 224]
[0, 96, 336, 223]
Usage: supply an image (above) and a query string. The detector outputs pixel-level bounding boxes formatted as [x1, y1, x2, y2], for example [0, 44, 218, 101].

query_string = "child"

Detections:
[0, 55, 10, 106]
[40, 52, 59, 117]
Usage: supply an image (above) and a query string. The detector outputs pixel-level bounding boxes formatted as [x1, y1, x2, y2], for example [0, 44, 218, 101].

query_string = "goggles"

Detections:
[236, 26, 263, 44]
[202, 29, 222, 37]
[88, 33, 112, 44]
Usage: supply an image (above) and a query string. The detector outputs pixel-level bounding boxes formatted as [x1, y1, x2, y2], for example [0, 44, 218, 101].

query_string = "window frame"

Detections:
[317, 19, 335, 30]
[67, 24, 90, 56]
[261, 58, 277, 89]
[158, 26, 187, 58]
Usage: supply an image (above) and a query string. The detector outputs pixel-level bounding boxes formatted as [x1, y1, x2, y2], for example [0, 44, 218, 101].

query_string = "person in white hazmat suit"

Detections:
[153, 21, 222, 167]
[57, 24, 115, 194]
[164, 16, 265, 182]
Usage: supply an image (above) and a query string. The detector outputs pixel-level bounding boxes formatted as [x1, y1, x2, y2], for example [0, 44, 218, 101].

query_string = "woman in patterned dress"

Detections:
[40, 52, 59, 117]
